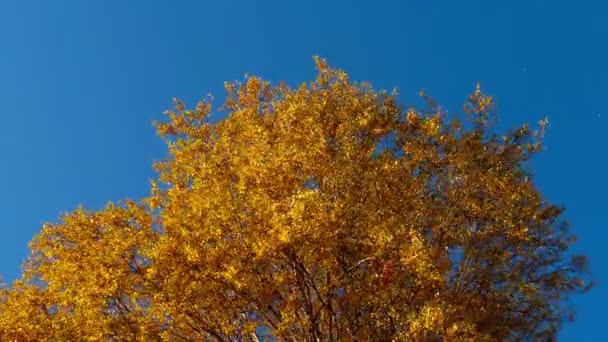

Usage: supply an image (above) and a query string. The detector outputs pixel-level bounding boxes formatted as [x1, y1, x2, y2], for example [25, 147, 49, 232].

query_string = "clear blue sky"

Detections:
[0, 1, 605, 339]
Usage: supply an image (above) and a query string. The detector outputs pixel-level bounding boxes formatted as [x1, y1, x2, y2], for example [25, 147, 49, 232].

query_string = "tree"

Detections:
[0, 58, 592, 341]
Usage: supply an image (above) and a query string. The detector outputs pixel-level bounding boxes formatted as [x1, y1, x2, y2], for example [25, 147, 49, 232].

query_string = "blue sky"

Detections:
[0, 1, 605, 339]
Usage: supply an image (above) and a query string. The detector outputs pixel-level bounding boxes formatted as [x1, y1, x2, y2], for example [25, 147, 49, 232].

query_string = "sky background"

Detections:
[0, 0, 605, 339]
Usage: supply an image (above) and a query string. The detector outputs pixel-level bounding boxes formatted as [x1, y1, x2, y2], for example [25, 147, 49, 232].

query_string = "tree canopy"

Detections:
[0, 58, 591, 341]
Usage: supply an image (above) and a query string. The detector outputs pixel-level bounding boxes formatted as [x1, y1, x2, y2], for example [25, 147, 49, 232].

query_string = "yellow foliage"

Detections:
[0, 58, 591, 341]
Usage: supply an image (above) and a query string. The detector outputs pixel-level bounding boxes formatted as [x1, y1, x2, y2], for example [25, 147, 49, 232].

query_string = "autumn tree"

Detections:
[0, 58, 592, 341]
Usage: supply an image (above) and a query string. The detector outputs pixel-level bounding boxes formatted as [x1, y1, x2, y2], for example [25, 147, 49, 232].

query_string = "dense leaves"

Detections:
[0, 58, 591, 341]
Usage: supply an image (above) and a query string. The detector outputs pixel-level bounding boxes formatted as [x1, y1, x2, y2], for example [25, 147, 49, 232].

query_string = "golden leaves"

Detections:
[406, 109, 419, 126]
[0, 58, 591, 341]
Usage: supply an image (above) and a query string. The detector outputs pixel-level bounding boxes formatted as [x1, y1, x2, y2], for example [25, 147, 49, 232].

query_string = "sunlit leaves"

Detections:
[0, 58, 591, 341]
